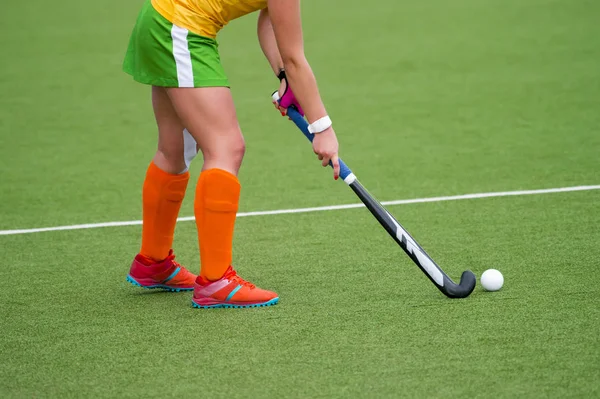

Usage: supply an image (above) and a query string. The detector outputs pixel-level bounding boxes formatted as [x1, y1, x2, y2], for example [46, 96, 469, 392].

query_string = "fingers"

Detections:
[273, 102, 287, 116]
[313, 143, 340, 180]
[318, 154, 340, 181]
[315, 149, 328, 166]
[331, 154, 340, 180]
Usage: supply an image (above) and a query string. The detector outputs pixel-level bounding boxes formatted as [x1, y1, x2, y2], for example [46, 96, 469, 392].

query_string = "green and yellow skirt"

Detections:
[123, 0, 229, 88]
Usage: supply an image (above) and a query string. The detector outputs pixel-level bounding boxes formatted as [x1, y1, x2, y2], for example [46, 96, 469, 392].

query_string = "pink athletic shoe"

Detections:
[126, 250, 196, 292]
[192, 266, 279, 308]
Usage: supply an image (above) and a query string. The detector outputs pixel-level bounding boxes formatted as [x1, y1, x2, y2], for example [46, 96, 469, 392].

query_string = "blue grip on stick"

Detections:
[286, 107, 353, 181]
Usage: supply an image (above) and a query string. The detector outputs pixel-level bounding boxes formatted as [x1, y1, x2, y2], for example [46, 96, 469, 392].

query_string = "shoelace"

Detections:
[224, 268, 255, 289]
[165, 253, 183, 269]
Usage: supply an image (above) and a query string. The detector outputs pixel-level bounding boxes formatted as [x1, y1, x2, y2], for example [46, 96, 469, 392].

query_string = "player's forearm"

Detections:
[282, 56, 327, 123]
[257, 9, 283, 76]
[265, 0, 329, 123]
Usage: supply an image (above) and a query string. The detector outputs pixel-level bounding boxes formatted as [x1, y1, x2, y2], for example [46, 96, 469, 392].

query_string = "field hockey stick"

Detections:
[273, 98, 476, 298]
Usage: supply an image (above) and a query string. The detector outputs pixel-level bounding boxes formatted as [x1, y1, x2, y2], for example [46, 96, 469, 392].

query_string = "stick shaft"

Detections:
[284, 106, 476, 298]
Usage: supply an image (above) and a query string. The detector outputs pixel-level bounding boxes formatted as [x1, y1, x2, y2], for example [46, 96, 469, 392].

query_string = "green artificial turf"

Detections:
[1, 0, 599, 397]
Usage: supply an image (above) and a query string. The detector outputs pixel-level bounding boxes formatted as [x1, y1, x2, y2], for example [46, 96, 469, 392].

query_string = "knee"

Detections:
[230, 136, 246, 166]
[202, 131, 246, 171]
[218, 135, 246, 171]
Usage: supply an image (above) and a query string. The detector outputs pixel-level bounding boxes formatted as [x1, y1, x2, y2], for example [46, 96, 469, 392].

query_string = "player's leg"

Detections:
[126, 86, 197, 291]
[166, 87, 279, 308]
[122, 0, 276, 304]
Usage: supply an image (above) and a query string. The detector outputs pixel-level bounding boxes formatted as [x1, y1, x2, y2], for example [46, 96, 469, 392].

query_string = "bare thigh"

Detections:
[166, 87, 245, 176]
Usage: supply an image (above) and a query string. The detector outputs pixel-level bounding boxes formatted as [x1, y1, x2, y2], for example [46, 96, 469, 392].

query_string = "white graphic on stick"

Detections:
[386, 211, 444, 286]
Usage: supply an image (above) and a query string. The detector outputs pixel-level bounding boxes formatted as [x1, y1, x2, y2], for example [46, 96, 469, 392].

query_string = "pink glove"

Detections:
[279, 83, 304, 116]
[273, 70, 304, 116]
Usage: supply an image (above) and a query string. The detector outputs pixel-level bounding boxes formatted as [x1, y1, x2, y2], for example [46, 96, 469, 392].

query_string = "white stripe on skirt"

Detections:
[170, 25, 194, 87]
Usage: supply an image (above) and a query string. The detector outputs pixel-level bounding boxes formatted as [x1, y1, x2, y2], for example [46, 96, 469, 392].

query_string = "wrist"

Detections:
[318, 126, 334, 136]
[277, 68, 286, 81]
[308, 115, 332, 134]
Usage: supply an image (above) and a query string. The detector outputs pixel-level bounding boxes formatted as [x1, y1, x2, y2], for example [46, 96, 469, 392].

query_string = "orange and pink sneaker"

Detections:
[192, 266, 279, 309]
[127, 250, 196, 292]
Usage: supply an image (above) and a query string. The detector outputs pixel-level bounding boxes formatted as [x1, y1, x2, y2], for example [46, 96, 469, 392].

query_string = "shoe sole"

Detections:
[126, 275, 193, 292]
[191, 297, 279, 309]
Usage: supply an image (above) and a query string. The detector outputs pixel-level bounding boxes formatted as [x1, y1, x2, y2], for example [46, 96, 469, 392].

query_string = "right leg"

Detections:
[127, 86, 197, 291]
[139, 86, 195, 262]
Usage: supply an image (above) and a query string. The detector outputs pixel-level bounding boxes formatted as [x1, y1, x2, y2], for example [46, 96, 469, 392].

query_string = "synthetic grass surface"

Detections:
[1, 0, 599, 397]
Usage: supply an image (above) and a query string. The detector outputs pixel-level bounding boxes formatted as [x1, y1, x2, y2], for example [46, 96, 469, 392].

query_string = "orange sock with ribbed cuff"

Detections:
[194, 168, 241, 282]
[140, 162, 190, 262]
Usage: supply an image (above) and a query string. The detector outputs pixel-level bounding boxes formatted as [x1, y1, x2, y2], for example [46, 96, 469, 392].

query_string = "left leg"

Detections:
[165, 86, 279, 308]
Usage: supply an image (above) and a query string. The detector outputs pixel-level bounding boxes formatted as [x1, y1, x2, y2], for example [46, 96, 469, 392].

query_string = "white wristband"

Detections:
[308, 116, 332, 134]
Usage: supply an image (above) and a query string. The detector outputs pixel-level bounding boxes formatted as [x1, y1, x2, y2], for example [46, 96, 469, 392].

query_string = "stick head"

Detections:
[442, 270, 477, 298]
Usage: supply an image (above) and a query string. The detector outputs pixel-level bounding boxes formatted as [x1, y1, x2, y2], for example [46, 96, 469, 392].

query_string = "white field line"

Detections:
[1, 185, 599, 237]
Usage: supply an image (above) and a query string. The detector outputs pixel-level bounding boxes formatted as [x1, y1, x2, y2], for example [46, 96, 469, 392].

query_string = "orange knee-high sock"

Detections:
[140, 162, 190, 262]
[195, 168, 241, 281]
